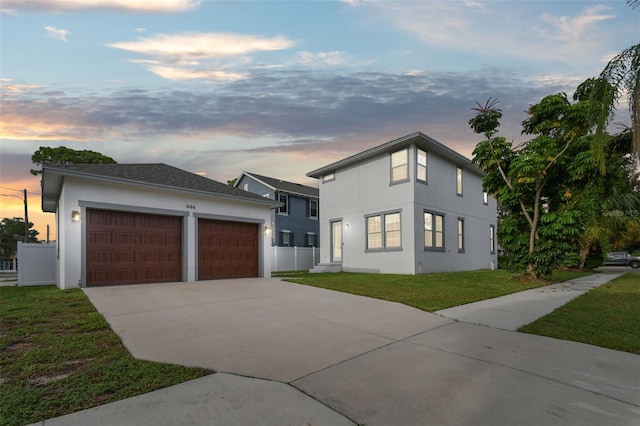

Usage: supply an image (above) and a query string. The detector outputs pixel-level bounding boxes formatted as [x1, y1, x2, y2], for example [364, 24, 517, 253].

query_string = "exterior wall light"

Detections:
[264, 226, 271, 234]
[71, 211, 81, 222]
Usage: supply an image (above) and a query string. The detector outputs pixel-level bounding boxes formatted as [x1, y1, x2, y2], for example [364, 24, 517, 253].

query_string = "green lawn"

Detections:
[519, 273, 640, 354]
[0, 286, 212, 426]
[277, 269, 593, 312]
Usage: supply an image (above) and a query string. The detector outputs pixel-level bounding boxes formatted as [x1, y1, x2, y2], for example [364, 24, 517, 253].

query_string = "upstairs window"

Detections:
[278, 194, 288, 215]
[323, 173, 335, 183]
[483, 191, 489, 205]
[456, 167, 463, 196]
[416, 149, 427, 183]
[308, 199, 318, 219]
[390, 148, 409, 183]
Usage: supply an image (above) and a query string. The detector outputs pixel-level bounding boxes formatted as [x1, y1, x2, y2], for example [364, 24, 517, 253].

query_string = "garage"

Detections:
[198, 219, 259, 280]
[86, 209, 183, 287]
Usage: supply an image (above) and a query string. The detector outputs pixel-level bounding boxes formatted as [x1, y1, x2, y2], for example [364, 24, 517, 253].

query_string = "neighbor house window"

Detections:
[490, 225, 496, 254]
[323, 173, 335, 183]
[390, 148, 409, 183]
[306, 232, 317, 247]
[308, 199, 318, 219]
[278, 194, 288, 215]
[483, 191, 489, 205]
[281, 231, 293, 247]
[243, 183, 249, 191]
[456, 167, 463, 196]
[366, 211, 402, 250]
[416, 149, 427, 183]
[425, 211, 444, 250]
[457, 218, 465, 252]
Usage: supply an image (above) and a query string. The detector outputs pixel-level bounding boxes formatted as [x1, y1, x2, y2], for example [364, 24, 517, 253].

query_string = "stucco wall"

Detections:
[316, 142, 498, 274]
[55, 177, 272, 289]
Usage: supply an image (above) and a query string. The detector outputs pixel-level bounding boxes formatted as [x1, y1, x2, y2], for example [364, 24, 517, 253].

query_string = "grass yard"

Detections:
[277, 269, 592, 312]
[519, 273, 640, 354]
[0, 286, 212, 426]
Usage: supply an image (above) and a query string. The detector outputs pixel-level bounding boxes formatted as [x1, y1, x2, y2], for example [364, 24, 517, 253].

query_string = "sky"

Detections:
[1, 0, 638, 240]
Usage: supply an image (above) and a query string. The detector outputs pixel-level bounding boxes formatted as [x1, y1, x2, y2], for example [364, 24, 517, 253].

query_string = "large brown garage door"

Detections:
[86, 209, 182, 287]
[198, 219, 259, 280]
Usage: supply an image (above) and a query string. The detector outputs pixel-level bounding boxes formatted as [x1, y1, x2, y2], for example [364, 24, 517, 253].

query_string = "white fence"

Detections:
[271, 246, 319, 272]
[17, 242, 56, 286]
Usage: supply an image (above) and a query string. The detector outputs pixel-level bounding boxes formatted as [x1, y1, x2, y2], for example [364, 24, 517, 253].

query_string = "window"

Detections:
[416, 149, 427, 182]
[456, 167, 463, 196]
[243, 183, 249, 191]
[490, 225, 496, 254]
[281, 231, 293, 247]
[278, 194, 288, 215]
[308, 199, 318, 219]
[483, 191, 489, 205]
[323, 173, 335, 183]
[457, 218, 464, 252]
[366, 211, 402, 250]
[424, 211, 445, 250]
[390, 148, 409, 183]
[306, 233, 317, 247]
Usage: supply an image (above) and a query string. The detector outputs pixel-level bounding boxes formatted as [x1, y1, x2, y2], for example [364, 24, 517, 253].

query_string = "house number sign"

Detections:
[186, 204, 196, 209]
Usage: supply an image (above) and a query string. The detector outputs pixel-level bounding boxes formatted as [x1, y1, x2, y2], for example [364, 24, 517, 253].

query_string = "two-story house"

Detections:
[306, 132, 498, 274]
[235, 172, 320, 247]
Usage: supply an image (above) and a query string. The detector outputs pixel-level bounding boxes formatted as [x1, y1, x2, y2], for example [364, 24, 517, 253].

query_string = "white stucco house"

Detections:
[41, 163, 279, 289]
[307, 131, 498, 274]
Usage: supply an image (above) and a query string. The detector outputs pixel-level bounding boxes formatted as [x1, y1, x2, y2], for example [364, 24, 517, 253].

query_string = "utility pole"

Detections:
[23, 189, 29, 243]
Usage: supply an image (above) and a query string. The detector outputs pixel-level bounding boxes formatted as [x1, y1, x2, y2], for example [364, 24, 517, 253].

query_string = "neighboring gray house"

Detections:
[235, 172, 320, 248]
[306, 132, 498, 274]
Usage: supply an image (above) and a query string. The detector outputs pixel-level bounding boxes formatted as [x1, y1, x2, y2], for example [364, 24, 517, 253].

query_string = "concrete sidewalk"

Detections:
[30, 275, 640, 426]
[435, 272, 625, 330]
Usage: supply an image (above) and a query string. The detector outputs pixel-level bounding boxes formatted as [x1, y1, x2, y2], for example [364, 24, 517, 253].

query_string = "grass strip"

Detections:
[277, 269, 592, 312]
[519, 273, 640, 354]
[0, 286, 212, 426]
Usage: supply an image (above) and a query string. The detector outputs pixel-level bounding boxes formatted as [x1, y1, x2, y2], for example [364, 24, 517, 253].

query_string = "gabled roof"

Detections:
[237, 171, 319, 199]
[307, 131, 481, 179]
[41, 163, 281, 212]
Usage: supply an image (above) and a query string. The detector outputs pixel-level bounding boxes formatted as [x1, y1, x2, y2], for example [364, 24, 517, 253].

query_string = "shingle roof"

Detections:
[41, 163, 280, 212]
[307, 131, 481, 179]
[239, 172, 319, 198]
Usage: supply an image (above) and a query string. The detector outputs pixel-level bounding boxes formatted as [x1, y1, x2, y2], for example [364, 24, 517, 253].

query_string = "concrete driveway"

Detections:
[79, 277, 640, 426]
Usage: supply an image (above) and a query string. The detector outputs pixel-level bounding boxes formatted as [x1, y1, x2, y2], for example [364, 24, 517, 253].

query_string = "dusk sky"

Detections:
[1, 0, 638, 239]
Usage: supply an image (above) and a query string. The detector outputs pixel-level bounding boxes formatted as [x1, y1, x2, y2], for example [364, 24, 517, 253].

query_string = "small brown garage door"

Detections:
[198, 219, 259, 280]
[86, 209, 182, 287]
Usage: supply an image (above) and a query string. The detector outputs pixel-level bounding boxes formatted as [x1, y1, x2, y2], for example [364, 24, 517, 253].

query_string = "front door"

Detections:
[331, 220, 342, 262]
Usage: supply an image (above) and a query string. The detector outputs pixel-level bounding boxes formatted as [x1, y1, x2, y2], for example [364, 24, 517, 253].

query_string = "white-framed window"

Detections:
[490, 225, 496, 254]
[456, 167, 463, 196]
[457, 218, 464, 252]
[306, 232, 317, 247]
[483, 191, 489, 205]
[390, 148, 409, 183]
[281, 230, 293, 247]
[278, 193, 288, 215]
[366, 211, 402, 250]
[308, 199, 318, 219]
[416, 148, 427, 183]
[323, 173, 335, 183]
[425, 211, 445, 250]
[243, 183, 249, 191]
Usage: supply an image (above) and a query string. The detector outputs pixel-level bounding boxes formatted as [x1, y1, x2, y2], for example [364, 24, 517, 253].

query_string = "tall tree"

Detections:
[469, 93, 589, 277]
[587, 43, 640, 172]
[0, 218, 39, 258]
[31, 146, 117, 175]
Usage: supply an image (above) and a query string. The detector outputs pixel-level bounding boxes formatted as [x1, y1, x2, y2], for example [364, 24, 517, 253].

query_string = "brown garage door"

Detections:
[86, 209, 182, 287]
[198, 219, 259, 280]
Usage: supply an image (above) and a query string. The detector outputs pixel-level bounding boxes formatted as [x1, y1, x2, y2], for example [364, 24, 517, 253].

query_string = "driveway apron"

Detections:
[74, 276, 640, 426]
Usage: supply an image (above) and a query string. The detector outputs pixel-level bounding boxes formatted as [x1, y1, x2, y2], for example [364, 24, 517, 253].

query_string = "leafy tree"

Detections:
[227, 178, 238, 186]
[0, 218, 39, 258]
[31, 146, 117, 175]
[469, 94, 589, 277]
